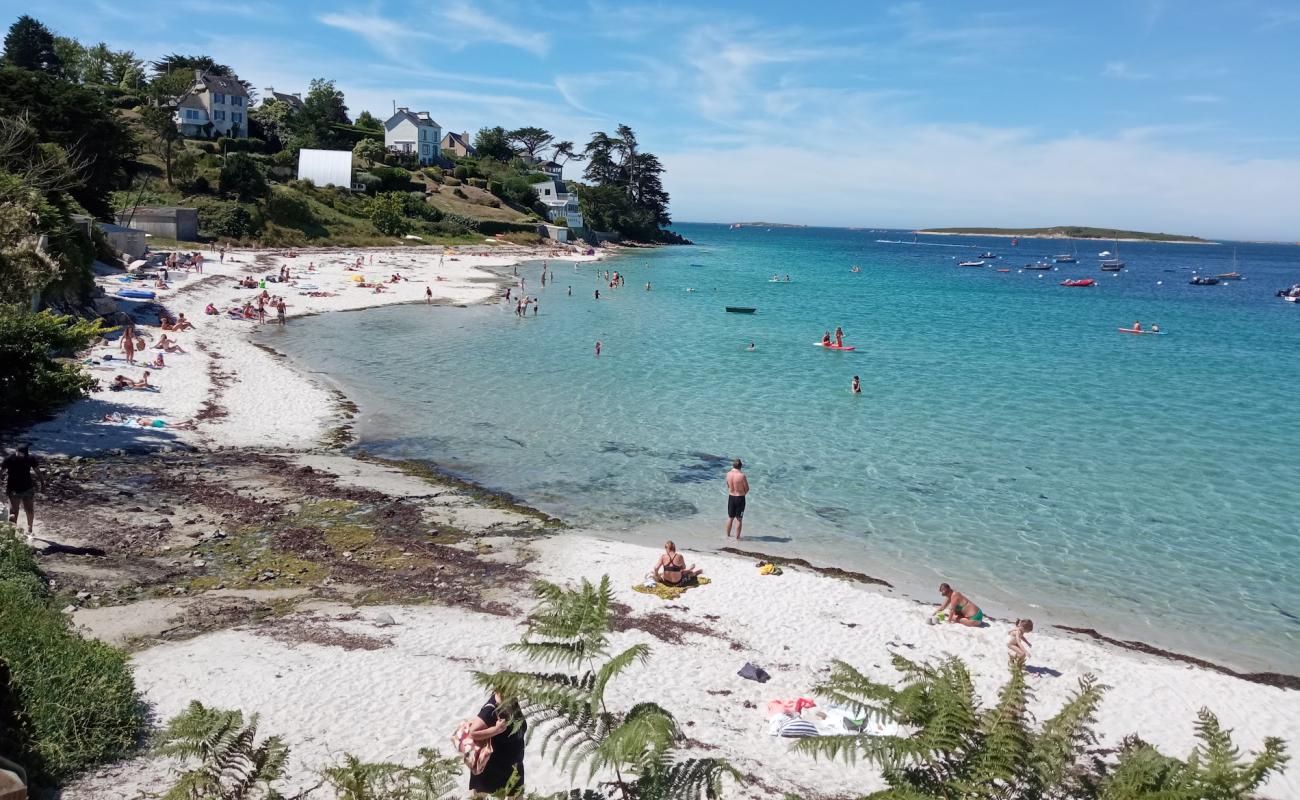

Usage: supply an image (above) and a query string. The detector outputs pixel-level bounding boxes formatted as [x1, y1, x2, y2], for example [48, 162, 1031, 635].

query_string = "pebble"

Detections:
[193, 560, 206, 568]
[76, 591, 91, 600]
[62, 605, 77, 614]
[373, 612, 397, 627]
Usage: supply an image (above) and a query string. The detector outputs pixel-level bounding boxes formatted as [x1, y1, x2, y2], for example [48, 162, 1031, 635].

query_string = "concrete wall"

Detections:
[100, 224, 147, 259]
[116, 208, 199, 242]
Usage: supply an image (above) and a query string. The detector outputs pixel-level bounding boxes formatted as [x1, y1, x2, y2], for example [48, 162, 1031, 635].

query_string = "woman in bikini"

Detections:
[935, 582, 985, 627]
[653, 541, 703, 586]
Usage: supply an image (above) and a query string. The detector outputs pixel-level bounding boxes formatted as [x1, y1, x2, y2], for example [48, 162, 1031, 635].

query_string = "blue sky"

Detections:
[14, 0, 1300, 239]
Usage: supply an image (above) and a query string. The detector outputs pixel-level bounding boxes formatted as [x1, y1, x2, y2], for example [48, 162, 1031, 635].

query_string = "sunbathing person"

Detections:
[653, 541, 703, 586]
[151, 352, 165, 368]
[934, 582, 985, 627]
[174, 313, 194, 331]
[111, 371, 151, 390]
[205, 303, 219, 315]
[155, 335, 186, 354]
[160, 314, 177, 330]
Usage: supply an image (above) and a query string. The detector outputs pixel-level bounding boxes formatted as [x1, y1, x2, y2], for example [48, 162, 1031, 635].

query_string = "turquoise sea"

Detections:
[266, 224, 1300, 673]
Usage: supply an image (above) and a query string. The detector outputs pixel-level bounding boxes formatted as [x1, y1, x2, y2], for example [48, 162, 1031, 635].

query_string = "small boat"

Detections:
[1060, 278, 1096, 287]
[979, 252, 998, 259]
[1100, 261, 1125, 271]
[1118, 327, 1166, 335]
[1099, 250, 1112, 257]
[1024, 262, 1054, 270]
[1216, 272, 1243, 281]
[1277, 285, 1300, 303]
[957, 260, 986, 267]
[725, 306, 757, 313]
[1189, 275, 1220, 286]
[996, 268, 1010, 273]
[1054, 242, 1079, 263]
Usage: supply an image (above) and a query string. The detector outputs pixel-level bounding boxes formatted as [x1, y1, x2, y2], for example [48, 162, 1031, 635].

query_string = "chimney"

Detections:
[462, 131, 468, 141]
[194, 68, 203, 81]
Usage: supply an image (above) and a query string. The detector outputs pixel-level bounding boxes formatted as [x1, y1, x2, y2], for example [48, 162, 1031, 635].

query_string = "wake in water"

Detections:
[875, 239, 978, 248]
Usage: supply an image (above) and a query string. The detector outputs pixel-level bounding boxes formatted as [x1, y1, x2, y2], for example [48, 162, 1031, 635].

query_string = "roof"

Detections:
[539, 160, 562, 170]
[176, 70, 248, 107]
[442, 131, 475, 151]
[385, 108, 441, 130]
[120, 206, 198, 219]
[265, 89, 303, 110]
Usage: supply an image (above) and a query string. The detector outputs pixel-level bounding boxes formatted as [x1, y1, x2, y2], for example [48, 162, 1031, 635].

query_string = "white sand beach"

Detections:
[23, 243, 1299, 799]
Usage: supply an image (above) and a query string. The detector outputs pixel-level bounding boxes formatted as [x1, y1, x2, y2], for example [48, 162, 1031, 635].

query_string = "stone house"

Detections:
[174, 70, 250, 138]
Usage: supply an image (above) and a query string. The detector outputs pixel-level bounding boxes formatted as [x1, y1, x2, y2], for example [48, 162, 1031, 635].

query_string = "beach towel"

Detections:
[738, 663, 770, 683]
[776, 718, 819, 738]
[632, 576, 711, 600]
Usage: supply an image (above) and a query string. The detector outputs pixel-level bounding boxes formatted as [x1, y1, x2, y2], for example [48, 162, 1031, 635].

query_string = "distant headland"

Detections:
[916, 226, 1209, 244]
[728, 222, 809, 229]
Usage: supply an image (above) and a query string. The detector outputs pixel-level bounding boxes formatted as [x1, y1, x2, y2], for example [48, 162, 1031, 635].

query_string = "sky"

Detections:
[12, 0, 1300, 240]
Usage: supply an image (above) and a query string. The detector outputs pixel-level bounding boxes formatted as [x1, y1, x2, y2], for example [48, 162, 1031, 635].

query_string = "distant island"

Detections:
[917, 226, 1209, 243]
[729, 222, 809, 229]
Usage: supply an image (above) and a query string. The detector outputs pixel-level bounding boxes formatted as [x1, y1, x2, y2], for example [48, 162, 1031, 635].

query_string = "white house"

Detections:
[174, 70, 250, 138]
[383, 107, 441, 165]
[530, 177, 583, 229]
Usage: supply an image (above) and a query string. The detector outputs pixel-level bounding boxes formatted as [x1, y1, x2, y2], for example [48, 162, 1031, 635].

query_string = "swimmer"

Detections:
[595, 340, 602, 357]
[851, 375, 861, 394]
[746, 342, 755, 352]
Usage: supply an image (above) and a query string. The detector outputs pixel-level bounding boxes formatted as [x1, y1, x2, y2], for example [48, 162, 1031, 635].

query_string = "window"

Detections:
[185, 109, 199, 120]
[213, 92, 225, 104]
[232, 96, 242, 107]
[213, 110, 225, 120]
[233, 112, 243, 124]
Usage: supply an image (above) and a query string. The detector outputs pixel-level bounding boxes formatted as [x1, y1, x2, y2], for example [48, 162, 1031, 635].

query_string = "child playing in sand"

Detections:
[1008, 619, 1033, 663]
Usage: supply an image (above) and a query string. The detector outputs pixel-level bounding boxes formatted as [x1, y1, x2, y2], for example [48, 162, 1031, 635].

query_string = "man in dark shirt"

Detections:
[2, 444, 43, 538]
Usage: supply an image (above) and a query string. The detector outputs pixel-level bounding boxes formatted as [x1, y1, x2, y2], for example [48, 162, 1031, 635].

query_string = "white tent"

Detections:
[296, 148, 353, 189]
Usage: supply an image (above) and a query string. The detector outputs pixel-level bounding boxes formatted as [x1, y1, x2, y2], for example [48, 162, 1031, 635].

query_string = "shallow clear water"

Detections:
[265, 225, 1300, 672]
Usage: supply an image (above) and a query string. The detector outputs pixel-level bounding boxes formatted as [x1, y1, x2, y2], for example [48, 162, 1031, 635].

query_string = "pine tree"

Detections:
[477, 576, 737, 800]
[2, 15, 63, 76]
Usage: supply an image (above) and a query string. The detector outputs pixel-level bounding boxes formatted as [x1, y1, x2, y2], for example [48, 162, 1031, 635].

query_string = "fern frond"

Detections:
[966, 658, 1032, 797]
[591, 644, 652, 711]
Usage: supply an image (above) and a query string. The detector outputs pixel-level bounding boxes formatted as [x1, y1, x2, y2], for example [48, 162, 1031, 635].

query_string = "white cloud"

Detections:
[1181, 94, 1224, 104]
[660, 127, 1300, 240]
[440, 0, 550, 56]
[1101, 61, 1152, 80]
[317, 11, 435, 60]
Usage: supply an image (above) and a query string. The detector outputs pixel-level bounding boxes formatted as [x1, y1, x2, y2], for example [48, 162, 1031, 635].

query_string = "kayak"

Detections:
[1118, 328, 1166, 335]
[814, 342, 856, 351]
[1060, 279, 1095, 287]
[725, 306, 756, 314]
[117, 289, 157, 299]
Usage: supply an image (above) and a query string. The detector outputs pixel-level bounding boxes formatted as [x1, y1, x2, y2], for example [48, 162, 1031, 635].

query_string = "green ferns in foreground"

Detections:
[476, 576, 738, 800]
[797, 654, 1288, 799]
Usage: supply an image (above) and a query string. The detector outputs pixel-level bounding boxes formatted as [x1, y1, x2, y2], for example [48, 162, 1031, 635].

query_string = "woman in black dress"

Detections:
[467, 693, 526, 798]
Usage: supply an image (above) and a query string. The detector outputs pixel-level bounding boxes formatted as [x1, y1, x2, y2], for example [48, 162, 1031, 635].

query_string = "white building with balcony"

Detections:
[174, 70, 249, 138]
[530, 177, 583, 229]
[383, 107, 441, 165]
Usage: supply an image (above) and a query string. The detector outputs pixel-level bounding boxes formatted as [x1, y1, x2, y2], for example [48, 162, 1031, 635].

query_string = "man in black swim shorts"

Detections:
[725, 458, 750, 539]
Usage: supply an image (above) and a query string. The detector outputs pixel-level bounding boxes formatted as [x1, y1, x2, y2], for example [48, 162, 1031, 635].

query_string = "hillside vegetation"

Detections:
[918, 225, 1207, 242]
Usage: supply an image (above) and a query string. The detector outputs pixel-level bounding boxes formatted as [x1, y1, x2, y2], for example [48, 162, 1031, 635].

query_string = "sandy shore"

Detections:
[16, 244, 1299, 798]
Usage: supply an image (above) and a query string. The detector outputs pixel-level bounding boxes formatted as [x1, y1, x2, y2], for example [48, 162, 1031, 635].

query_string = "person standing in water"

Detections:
[567, 286, 572, 296]
[851, 375, 861, 393]
[595, 340, 602, 357]
[725, 459, 749, 539]
[426, 287, 433, 304]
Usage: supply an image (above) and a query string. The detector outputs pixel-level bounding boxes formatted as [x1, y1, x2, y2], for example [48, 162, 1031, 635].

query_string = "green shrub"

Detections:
[0, 309, 104, 423]
[218, 153, 267, 201]
[452, 165, 469, 179]
[367, 166, 414, 192]
[265, 187, 316, 228]
[452, 187, 467, 199]
[0, 526, 145, 785]
[197, 200, 256, 240]
[422, 166, 443, 181]
[487, 179, 503, 197]
[112, 94, 141, 109]
[355, 171, 381, 194]
[467, 177, 487, 189]
[192, 141, 217, 154]
[367, 192, 410, 236]
[245, 137, 265, 154]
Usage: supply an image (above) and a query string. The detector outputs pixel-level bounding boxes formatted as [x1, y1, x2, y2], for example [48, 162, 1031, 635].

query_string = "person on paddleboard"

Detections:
[822, 331, 832, 347]
[834, 327, 844, 348]
[1133, 320, 1142, 332]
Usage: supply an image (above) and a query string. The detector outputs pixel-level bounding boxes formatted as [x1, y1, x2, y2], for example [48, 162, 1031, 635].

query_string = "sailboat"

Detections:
[1054, 241, 1078, 263]
[1100, 235, 1125, 271]
[1217, 248, 1244, 280]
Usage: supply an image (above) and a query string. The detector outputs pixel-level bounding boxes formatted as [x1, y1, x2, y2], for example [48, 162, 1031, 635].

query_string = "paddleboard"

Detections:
[117, 289, 157, 299]
[1118, 328, 1166, 335]
[814, 342, 856, 351]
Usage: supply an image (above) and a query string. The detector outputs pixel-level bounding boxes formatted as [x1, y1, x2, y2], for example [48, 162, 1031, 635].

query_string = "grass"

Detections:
[0, 525, 146, 786]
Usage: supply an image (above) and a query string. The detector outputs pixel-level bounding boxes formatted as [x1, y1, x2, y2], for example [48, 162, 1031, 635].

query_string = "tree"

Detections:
[150, 53, 233, 77]
[477, 576, 738, 800]
[353, 137, 385, 165]
[0, 67, 134, 216]
[51, 36, 85, 82]
[472, 126, 513, 162]
[139, 105, 181, 185]
[0, 309, 105, 422]
[301, 77, 350, 126]
[552, 140, 584, 165]
[368, 192, 410, 236]
[354, 110, 382, 131]
[580, 125, 674, 240]
[218, 153, 267, 201]
[149, 68, 196, 104]
[154, 701, 289, 800]
[2, 15, 63, 76]
[249, 99, 295, 152]
[507, 126, 553, 160]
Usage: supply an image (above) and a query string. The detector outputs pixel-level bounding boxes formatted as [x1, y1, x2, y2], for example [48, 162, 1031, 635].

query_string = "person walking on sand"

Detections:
[934, 583, 985, 627]
[426, 286, 433, 304]
[122, 324, 137, 365]
[3, 444, 44, 539]
[725, 459, 749, 539]
[276, 299, 286, 325]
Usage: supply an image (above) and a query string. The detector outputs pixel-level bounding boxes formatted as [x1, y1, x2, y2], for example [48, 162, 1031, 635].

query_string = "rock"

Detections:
[155, 506, 175, 515]
[373, 612, 397, 627]
[76, 591, 91, 600]
[62, 605, 77, 614]
[193, 560, 206, 568]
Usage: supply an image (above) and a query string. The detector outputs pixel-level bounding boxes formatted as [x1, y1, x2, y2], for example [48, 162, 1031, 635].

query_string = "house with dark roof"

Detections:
[529, 176, 583, 229]
[538, 160, 563, 178]
[262, 87, 304, 111]
[384, 107, 441, 165]
[174, 69, 250, 138]
[440, 130, 476, 158]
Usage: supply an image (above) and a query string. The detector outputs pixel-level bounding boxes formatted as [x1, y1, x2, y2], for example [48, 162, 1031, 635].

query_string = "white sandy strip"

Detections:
[26, 245, 601, 457]
[65, 534, 1300, 799]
